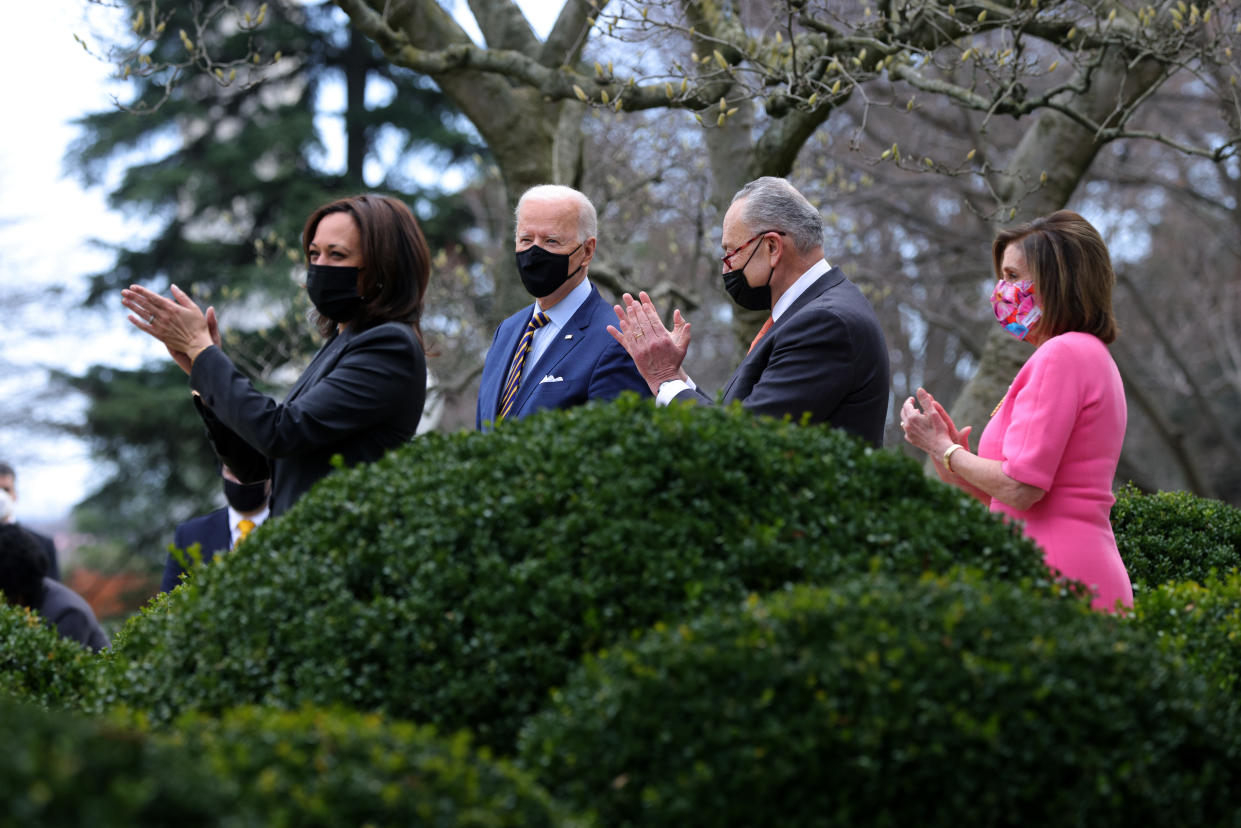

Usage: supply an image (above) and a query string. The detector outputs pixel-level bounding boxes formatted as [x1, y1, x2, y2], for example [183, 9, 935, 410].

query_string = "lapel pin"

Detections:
[564, 334, 573, 340]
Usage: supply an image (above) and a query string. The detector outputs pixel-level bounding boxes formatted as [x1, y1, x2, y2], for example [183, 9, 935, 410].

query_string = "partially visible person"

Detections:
[900, 210, 1132, 612]
[0, 524, 109, 652]
[476, 185, 649, 429]
[0, 461, 60, 581]
[120, 194, 429, 516]
[160, 466, 271, 594]
[608, 177, 889, 445]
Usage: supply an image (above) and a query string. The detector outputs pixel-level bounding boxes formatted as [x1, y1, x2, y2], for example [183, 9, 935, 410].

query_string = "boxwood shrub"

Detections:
[0, 603, 103, 711]
[105, 397, 1046, 750]
[0, 700, 580, 827]
[1131, 571, 1241, 692]
[519, 572, 1241, 828]
[1112, 483, 1241, 588]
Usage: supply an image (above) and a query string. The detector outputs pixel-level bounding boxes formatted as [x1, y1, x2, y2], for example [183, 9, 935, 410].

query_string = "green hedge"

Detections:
[519, 572, 1241, 828]
[0, 603, 103, 711]
[1131, 570, 1241, 693]
[0, 701, 580, 827]
[105, 398, 1046, 750]
[1112, 483, 1241, 588]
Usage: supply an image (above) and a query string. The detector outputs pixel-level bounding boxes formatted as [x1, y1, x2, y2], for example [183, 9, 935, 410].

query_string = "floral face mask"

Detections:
[990, 279, 1042, 340]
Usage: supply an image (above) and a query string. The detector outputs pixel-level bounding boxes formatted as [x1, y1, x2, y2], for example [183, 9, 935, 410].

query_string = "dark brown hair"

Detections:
[302, 194, 430, 343]
[992, 210, 1118, 344]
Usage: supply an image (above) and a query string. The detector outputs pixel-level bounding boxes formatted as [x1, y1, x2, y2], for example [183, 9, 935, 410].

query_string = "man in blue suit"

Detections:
[159, 465, 270, 593]
[476, 185, 649, 429]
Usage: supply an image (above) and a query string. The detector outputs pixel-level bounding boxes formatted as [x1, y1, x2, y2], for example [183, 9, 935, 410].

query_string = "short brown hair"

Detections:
[992, 210, 1118, 344]
[302, 195, 430, 343]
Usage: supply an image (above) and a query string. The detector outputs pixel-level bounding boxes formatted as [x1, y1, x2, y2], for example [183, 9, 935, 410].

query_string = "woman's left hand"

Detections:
[121, 284, 218, 374]
[900, 388, 955, 458]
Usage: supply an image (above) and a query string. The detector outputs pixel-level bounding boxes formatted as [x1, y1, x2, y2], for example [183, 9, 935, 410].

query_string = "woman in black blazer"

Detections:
[121, 195, 428, 515]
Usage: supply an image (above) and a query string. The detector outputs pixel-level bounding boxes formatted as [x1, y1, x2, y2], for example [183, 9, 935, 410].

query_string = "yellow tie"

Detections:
[235, 519, 256, 548]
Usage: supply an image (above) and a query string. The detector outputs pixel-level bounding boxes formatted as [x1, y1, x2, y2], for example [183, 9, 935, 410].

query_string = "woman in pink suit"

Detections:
[900, 211, 1132, 612]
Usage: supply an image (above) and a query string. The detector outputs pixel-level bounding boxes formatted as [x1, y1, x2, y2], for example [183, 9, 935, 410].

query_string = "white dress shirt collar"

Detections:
[227, 505, 270, 548]
[533, 276, 593, 328]
[772, 259, 831, 321]
[526, 277, 593, 371]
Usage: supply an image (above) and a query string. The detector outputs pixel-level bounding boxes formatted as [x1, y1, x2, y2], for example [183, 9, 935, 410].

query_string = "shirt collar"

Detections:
[772, 259, 831, 321]
[228, 505, 270, 532]
[534, 277, 593, 329]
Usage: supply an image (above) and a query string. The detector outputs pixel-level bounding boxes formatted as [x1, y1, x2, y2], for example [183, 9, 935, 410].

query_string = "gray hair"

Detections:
[514, 185, 598, 242]
[731, 177, 824, 253]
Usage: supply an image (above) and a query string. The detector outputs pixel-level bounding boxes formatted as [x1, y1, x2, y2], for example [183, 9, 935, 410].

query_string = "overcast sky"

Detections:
[0, 0, 557, 523]
[0, 0, 154, 523]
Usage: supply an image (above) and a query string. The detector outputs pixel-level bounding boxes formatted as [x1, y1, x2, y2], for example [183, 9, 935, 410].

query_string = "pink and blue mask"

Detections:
[990, 279, 1041, 340]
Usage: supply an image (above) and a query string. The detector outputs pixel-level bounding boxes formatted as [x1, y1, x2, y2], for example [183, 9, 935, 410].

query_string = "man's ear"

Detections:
[765, 234, 784, 268]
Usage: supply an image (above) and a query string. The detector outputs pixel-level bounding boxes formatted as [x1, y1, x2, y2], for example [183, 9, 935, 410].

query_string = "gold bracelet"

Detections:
[943, 444, 963, 473]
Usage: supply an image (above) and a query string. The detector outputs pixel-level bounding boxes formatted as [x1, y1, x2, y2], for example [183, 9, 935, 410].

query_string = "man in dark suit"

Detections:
[159, 465, 270, 593]
[0, 462, 60, 580]
[609, 176, 889, 445]
[476, 185, 649, 429]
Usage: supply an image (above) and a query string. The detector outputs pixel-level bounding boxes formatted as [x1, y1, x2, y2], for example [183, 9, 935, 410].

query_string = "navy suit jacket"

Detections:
[191, 321, 426, 516]
[160, 507, 231, 594]
[676, 266, 889, 446]
[477, 285, 649, 429]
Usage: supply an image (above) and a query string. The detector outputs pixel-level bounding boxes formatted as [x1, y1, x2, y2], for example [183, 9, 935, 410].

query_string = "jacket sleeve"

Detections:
[190, 324, 424, 460]
[192, 395, 272, 484]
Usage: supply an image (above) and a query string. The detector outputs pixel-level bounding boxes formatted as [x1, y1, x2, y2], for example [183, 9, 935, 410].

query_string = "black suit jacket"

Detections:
[190, 321, 426, 515]
[160, 507, 231, 594]
[676, 266, 889, 445]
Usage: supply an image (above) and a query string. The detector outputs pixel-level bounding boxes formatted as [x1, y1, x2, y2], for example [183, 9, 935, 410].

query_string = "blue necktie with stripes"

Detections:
[498, 311, 550, 420]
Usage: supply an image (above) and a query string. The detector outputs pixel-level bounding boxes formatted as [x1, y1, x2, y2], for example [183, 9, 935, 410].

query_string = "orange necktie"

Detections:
[235, 519, 256, 548]
[748, 316, 774, 354]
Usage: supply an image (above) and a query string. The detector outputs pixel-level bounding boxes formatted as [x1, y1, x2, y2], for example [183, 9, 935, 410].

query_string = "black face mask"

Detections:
[307, 264, 363, 322]
[515, 243, 583, 298]
[224, 478, 268, 513]
[721, 241, 774, 311]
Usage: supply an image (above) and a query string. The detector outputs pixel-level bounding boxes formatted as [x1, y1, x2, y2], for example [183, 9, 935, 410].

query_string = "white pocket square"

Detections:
[539, 374, 564, 384]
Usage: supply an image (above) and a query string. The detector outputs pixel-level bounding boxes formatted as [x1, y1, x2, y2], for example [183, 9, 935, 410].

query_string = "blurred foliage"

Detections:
[0, 603, 105, 711]
[0, 699, 582, 827]
[520, 572, 1241, 828]
[1112, 483, 1241, 591]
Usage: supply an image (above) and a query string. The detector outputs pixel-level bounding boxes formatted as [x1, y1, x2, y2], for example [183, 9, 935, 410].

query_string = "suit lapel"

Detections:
[211, 509, 233, 554]
[285, 327, 351, 404]
[483, 308, 536, 418]
[511, 288, 600, 414]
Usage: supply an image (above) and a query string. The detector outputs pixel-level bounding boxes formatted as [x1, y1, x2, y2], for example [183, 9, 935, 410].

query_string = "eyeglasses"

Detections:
[720, 230, 785, 270]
